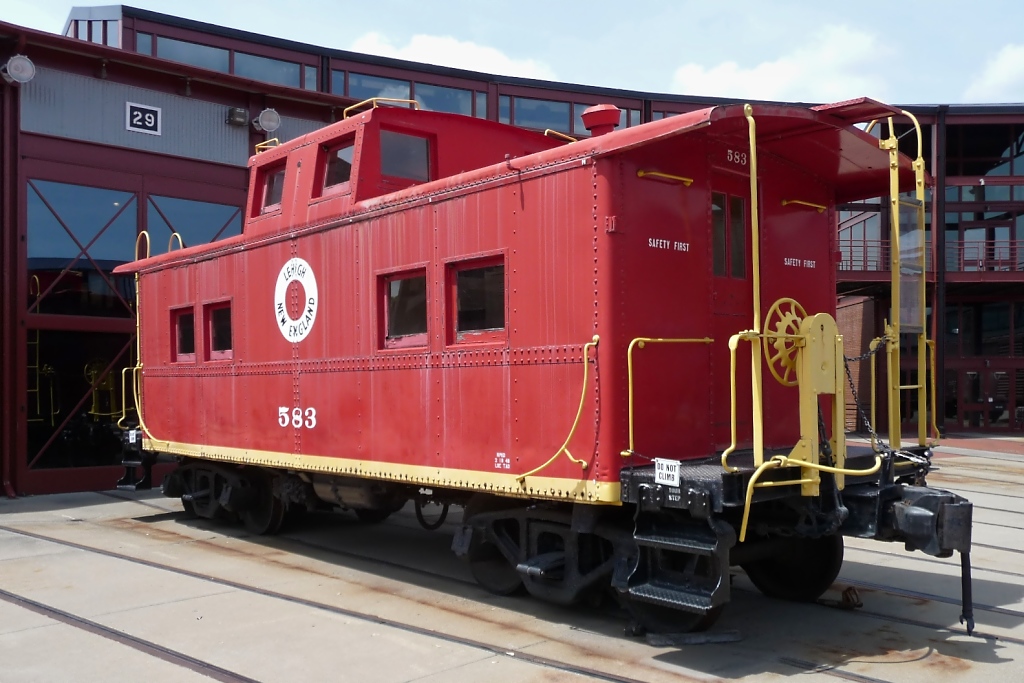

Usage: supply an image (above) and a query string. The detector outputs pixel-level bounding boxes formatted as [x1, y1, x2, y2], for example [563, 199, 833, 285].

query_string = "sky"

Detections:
[4, 0, 1023, 105]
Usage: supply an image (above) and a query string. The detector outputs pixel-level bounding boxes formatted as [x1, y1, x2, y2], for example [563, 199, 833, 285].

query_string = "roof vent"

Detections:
[580, 104, 620, 137]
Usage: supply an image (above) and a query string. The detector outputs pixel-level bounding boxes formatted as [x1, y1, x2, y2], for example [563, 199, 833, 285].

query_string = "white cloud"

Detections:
[670, 25, 890, 103]
[962, 44, 1024, 102]
[350, 32, 556, 80]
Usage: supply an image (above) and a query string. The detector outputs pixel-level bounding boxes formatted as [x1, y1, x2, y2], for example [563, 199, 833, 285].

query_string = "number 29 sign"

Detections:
[126, 102, 161, 136]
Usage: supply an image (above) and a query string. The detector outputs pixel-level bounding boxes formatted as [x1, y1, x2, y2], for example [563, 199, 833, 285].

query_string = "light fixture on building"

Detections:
[225, 107, 248, 126]
[1, 54, 36, 85]
[252, 108, 281, 133]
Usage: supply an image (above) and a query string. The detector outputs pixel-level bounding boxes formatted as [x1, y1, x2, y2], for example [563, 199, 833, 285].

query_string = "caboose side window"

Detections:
[205, 303, 232, 360]
[380, 130, 430, 182]
[729, 196, 746, 278]
[262, 166, 286, 211]
[712, 192, 728, 276]
[324, 141, 355, 189]
[456, 264, 505, 334]
[712, 192, 746, 279]
[173, 309, 195, 362]
[383, 271, 428, 348]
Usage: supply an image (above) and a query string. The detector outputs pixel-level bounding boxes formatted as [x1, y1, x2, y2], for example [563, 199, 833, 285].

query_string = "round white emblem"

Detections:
[274, 257, 318, 342]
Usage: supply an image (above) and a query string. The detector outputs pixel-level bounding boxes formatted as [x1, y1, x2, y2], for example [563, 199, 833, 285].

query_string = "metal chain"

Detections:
[842, 343, 930, 466]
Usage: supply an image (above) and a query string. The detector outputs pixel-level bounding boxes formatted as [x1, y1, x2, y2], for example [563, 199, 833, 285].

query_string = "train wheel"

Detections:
[626, 601, 723, 636]
[741, 534, 844, 602]
[464, 494, 525, 596]
[240, 478, 285, 535]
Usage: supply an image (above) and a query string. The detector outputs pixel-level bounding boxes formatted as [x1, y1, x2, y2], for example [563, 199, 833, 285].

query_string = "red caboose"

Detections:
[116, 97, 974, 633]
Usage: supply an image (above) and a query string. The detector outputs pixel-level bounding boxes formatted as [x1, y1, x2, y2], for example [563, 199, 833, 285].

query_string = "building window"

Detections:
[174, 309, 196, 362]
[415, 83, 472, 115]
[105, 20, 120, 47]
[136, 32, 152, 55]
[499, 96, 511, 124]
[262, 165, 287, 212]
[330, 69, 345, 95]
[475, 92, 487, 119]
[206, 303, 232, 360]
[381, 131, 430, 182]
[234, 52, 302, 88]
[382, 271, 428, 348]
[304, 65, 318, 91]
[155, 36, 229, 73]
[453, 262, 505, 338]
[349, 73, 410, 101]
[147, 196, 242, 255]
[510, 97, 571, 132]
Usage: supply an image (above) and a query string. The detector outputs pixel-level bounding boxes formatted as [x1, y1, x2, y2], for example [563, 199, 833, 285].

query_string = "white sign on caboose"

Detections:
[274, 257, 319, 342]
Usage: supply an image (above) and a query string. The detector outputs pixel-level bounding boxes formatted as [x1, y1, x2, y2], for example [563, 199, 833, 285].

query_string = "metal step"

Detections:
[120, 460, 143, 468]
[633, 529, 718, 555]
[628, 580, 715, 613]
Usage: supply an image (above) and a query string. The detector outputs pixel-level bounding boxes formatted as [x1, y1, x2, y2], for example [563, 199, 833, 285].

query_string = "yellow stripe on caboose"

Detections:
[143, 438, 621, 504]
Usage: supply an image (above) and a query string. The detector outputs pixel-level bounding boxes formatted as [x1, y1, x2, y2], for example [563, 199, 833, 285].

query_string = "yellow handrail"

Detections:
[255, 138, 279, 154]
[738, 454, 882, 542]
[619, 337, 713, 457]
[721, 331, 757, 472]
[168, 232, 183, 252]
[343, 97, 421, 119]
[927, 339, 940, 442]
[636, 170, 693, 186]
[544, 129, 577, 143]
[516, 336, 599, 484]
[744, 104, 766, 467]
[781, 199, 826, 213]
[135, 230, 150, 261]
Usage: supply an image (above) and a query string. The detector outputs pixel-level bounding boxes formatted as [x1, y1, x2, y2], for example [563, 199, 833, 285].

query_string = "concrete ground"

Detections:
[1, 439, 1022, 682]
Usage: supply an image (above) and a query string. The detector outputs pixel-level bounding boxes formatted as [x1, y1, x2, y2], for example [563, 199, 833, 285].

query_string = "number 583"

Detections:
[278, 406, 317, 428]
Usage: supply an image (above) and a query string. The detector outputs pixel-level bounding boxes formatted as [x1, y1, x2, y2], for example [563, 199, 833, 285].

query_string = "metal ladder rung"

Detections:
[898, 384, 923, 390]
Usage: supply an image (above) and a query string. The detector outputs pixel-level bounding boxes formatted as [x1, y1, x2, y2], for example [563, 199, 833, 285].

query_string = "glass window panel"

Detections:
[26, 331, 134, 469]
[512, 97, 570, 132]
[387, 274, 428, 339]
[324, 142, 355, 188]
[176, 311, 195, 357]
[572, 103, 590, 135]
[499, 95, 510, 124]
[457, 265, 505, 332]
[304, 64, 318, 91]
[953, 124, 1013, 160]
[629, 109, 641, 126]
[1015, 303, 1024, 356]
[234, 52, 301, 88]
[618, 109, 627, 130]
[944, 186, 959, 202]
[729, 196, 745, 278]
[90, 20, 104, 44]
[711, 192, 727, 276]
[105, 20, 119, 47]
[210, 306, 232, 352]
[27, 180, 137, 317]
[961, 159, 1010, 178]
[155, 36, 229, 73]
[945, 306, 960, 357]
[380, 130, 429, 182]
[147, 196, 242, 255]
[981, 303, 1011, 356]
[136, 32, 152, 55]
[264, 167, 286, 208]
[475, 91, 487, 119]
[415, 83, 472, 115]
[331, 69, 345, 94]
[348, 73, 410, 101]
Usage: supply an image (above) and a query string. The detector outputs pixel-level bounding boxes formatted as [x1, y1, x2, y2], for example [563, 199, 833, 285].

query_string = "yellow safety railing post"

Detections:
[744, 104, 766, 468]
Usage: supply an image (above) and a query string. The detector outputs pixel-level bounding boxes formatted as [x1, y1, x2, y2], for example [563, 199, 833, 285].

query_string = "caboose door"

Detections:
[709, 165, 754, 449]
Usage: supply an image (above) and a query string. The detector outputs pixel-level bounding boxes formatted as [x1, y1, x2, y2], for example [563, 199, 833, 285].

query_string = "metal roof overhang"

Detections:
[591, 100, 919, 203]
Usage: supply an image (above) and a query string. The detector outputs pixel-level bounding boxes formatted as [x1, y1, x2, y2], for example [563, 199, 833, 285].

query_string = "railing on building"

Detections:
[839, 239, 1024, 273]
